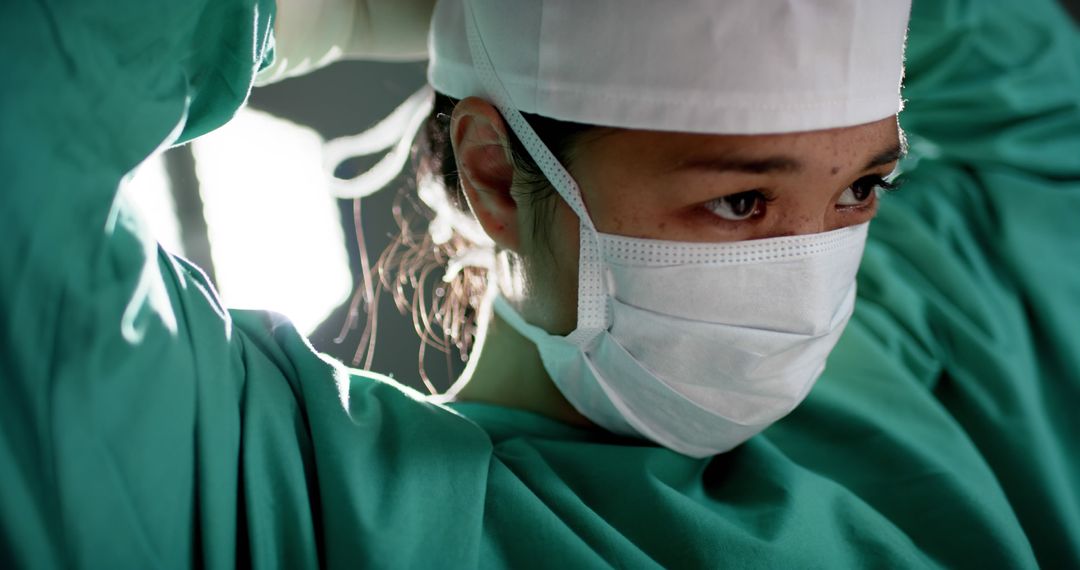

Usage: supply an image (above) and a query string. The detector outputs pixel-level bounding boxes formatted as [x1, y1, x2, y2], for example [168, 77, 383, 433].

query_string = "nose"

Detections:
[772, 211, 829, 237]
[792, 215, 828, 235]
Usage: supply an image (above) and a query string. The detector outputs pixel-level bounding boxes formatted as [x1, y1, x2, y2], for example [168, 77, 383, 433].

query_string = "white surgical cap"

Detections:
[428, 0, 912, 135]
[327, 0, 912, 200]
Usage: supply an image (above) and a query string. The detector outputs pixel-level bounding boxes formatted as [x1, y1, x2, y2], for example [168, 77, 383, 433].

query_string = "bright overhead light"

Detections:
[192, 108, 352, 335]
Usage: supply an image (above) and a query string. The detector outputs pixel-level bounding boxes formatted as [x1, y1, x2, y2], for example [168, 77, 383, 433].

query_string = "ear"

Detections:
[450, 97, 522, 252]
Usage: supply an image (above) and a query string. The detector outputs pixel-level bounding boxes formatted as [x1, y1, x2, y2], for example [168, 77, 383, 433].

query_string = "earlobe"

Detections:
[450, 97, 522, 252]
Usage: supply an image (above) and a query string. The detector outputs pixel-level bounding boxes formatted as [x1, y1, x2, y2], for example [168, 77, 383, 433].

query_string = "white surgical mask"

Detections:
[492, 223, 868, 458]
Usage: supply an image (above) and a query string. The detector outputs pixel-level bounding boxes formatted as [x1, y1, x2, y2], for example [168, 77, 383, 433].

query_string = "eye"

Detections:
[704, 190, 770, 221]
[837, 174, 898, 207]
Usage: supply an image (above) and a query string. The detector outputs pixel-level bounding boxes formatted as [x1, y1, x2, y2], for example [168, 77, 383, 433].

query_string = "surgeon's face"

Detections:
[451, 98, 903, 334]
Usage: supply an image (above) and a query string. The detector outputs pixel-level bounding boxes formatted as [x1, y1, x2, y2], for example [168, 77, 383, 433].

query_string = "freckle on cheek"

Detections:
[831, 166, 840, 175]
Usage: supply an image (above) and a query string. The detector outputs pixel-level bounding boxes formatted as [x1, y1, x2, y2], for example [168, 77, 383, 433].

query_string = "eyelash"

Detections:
[702, 189, 777, 221]
[702, 174, 903, 222]
[839, 174, 902, 209]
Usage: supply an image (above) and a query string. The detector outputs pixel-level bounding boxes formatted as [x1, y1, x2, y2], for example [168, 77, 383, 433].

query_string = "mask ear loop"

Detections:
[324, 85, 435, 199]
[463, 0, 610, 347]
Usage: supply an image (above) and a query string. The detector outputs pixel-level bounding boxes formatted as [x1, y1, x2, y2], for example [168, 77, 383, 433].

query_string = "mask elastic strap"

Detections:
[324, 85, 435, 199]
[464, 0, 609, 345]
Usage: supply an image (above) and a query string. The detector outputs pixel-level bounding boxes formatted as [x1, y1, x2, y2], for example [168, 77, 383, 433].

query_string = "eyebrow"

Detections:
[677, 141, 906, 175]
[678, 154, 803, 175]
[865, 143, 906, 170]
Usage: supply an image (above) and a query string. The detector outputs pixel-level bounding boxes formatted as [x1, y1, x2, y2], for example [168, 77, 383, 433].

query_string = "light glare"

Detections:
[192, 108, 352, 335]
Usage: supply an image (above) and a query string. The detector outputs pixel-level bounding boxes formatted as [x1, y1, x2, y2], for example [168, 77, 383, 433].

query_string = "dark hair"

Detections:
[351, 91, 598, 391]
[336, 91, 600, 388]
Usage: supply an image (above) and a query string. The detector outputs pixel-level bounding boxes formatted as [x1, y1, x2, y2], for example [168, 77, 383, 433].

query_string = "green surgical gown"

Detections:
[1, 0, 1078, 567]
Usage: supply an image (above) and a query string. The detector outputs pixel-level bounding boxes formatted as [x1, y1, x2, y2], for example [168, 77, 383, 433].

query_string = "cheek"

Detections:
[572, 149, 663, 238]
[517, 198, 581, 335]
[582, 180, 672, 239]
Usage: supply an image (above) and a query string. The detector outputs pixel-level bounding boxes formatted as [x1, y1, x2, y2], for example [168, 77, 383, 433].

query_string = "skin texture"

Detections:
[440, 97, 903, 425]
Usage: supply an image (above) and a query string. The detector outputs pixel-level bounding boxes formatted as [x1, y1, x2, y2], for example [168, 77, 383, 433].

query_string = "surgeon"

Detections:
[1, 0, 1078, 568]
